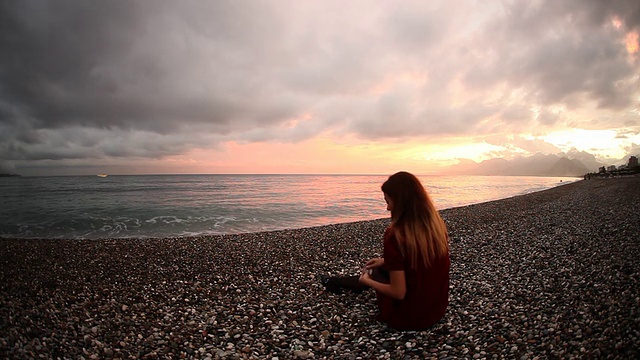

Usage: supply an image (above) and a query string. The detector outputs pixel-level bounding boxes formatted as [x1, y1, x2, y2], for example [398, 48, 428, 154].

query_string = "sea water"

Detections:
[0, 174, 578, 239]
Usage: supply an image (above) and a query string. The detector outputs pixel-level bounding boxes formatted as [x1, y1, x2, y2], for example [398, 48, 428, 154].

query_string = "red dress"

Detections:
[375, 226, 450, 330]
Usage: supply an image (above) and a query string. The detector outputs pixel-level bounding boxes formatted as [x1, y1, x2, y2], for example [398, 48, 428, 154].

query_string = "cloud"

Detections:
[624, 142, 640, 156]
[464, 1, 640, 110]
[1, 0, 639, 174]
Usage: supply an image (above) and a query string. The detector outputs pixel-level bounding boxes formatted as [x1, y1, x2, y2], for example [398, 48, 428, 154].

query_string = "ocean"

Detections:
[0, 174, 579, 239]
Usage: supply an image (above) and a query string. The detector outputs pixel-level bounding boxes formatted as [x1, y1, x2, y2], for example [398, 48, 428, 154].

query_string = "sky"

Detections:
[1, 0, 639, 176]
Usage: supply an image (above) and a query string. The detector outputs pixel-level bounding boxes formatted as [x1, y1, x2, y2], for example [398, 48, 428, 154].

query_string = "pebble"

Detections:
[1, 178, 639, 359]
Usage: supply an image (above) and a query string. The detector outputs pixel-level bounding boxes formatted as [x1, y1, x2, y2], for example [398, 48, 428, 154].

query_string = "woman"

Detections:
[321, 171, 450, 330]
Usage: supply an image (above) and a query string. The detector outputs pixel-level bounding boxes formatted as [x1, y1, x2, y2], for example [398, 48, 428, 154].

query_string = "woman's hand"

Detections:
[358, 268, 372, 285]
[359, 257, 383, 286]
[364, 257, 384, 270]
[361, 269, 407, 300]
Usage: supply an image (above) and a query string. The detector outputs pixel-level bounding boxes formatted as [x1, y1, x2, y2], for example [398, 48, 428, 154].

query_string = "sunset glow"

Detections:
[541, 129, 640, 159]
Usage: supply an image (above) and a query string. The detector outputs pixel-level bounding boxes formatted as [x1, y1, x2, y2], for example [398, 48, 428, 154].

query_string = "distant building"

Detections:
[607, 165, 617, 172]
[599, 166, 606, 174]
[629, 156, 639, 169]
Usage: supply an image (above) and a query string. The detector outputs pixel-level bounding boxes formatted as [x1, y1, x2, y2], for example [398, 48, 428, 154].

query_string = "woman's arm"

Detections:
[359, 270, 406, 300]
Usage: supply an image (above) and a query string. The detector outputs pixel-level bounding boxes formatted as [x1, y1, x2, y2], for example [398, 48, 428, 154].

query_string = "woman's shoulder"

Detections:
[384, 225, 393, 235]
[383, 226, 396, 245]
[384, 225, 399, 241]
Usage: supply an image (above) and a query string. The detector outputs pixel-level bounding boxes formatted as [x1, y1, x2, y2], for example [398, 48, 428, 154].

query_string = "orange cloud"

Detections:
[156, 135, 481, 175]
[165, 135, 516, 175]
[610, 16, 622, 30]
[626, 32, 639, 54]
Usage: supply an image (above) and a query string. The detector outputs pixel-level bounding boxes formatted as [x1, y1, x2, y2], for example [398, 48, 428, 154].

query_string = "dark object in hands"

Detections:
[370, 268, 390, 284]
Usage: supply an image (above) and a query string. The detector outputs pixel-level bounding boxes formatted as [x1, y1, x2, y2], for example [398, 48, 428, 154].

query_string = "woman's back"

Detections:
[375, 225, 450, 330]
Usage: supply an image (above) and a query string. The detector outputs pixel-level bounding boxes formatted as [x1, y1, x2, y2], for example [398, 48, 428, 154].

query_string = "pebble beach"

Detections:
[1, 177, 639, 359]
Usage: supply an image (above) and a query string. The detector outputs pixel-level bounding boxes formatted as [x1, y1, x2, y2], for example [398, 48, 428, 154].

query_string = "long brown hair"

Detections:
[381, 171, 448, 268]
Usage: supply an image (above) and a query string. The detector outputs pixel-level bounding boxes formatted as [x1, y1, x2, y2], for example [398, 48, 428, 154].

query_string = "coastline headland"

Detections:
[1, 178, 639, 358]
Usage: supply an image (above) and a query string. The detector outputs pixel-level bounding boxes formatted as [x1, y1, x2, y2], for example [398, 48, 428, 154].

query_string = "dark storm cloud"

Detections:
[0, 1, 297, 132]
[0, 1, 142, 126]
[0, 0, 307, 165]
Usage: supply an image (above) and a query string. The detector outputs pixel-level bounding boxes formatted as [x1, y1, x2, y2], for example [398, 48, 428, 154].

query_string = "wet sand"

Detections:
[1, 177, 639, 359]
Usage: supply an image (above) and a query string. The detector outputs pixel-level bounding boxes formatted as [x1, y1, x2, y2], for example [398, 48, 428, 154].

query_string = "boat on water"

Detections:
[97, 174, 108, 178]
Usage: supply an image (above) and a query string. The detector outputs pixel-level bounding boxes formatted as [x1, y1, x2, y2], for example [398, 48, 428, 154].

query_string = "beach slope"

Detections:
[1, 178, 639, 359]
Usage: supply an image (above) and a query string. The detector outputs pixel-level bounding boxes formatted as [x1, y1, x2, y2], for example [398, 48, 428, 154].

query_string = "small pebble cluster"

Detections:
[1, 178, 639, 359]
